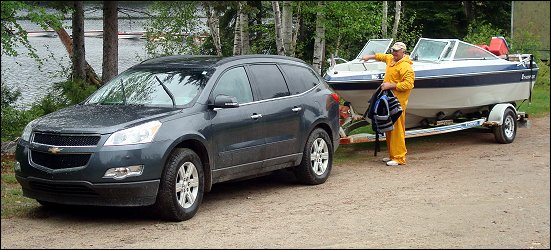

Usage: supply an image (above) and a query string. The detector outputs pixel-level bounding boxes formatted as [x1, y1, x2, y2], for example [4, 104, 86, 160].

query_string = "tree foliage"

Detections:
[462, 20, 504, 45]
[321, 1, 381, 60]
[143, 1, 202, 57]
[395, 10, 423, 49]
[1, 1, 65, 64]
[403, 1, 511, 39]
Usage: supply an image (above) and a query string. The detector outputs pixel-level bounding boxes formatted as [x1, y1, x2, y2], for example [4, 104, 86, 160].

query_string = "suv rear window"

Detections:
[279, 64, 319, 95]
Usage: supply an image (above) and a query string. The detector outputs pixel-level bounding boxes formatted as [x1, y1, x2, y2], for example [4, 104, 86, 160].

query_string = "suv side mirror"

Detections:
[209, 94, 240, 109]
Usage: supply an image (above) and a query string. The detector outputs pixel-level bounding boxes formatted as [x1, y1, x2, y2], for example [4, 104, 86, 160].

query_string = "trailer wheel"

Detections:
[493, 107, 517, 144]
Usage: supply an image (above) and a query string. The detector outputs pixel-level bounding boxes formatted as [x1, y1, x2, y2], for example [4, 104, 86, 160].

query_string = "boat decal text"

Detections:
[521, 73, 536, 80]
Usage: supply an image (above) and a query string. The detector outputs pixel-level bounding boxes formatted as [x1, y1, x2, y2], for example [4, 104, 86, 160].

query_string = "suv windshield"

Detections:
[84, 68, 209, 107]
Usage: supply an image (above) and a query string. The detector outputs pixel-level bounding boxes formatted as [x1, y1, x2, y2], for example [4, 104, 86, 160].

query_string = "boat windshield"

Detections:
[452, 41, 499, 60]
[410, 39, 450, 62]
[411, 38, 500, 62]
[355, 39, 393, 59]
[84, 68, 210, 107]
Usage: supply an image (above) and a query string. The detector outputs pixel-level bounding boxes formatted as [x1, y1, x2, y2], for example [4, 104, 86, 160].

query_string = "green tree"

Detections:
[1, 1, 64, 65]
[143, 1, 201, 57]
[395, 10, 423, 48]
[463, 20, 504, 45]
[403, 1, 511, 39]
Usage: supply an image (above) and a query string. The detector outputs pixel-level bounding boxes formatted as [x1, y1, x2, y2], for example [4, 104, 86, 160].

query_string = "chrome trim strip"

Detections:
[30, 142, 98, 148]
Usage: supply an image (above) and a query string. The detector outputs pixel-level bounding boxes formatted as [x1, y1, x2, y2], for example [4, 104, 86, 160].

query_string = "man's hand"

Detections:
[360, 55, 375, 61]
[380, 82, 396, 90]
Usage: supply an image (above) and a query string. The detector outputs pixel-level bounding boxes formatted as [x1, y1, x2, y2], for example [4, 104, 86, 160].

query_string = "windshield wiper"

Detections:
[154, 76, 176, 108]
[120, 79, 127, 105]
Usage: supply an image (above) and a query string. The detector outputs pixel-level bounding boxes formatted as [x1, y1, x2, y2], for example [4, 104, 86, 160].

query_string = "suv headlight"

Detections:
[105, 121, 162, 146]
[21, 120, 38, 142]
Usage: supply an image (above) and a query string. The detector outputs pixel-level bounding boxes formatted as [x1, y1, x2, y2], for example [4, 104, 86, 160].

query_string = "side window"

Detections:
[211, 67, 253, 103]
[248, 64, 290, 100]
[280, 64, 320, 95]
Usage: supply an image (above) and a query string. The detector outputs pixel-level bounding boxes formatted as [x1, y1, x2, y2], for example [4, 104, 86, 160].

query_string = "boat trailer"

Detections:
[338, 102, 530, 145]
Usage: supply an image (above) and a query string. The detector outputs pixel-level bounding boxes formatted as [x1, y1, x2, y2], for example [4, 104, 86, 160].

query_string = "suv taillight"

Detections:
[330, 93, 340, 103]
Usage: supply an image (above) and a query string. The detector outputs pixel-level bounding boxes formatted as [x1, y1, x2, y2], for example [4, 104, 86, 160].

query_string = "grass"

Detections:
[1, 157, 39, 218]
[517, 84, 550, 117]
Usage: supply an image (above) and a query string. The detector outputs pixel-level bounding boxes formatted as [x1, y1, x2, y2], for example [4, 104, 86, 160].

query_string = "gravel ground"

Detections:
[1, 114, 549, 249]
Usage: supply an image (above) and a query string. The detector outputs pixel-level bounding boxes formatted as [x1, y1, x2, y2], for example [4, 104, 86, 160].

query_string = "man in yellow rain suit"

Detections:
[361, 42, 415, 166]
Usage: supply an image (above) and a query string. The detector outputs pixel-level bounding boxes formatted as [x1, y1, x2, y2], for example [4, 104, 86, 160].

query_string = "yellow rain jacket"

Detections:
[374, 53, 415, 164]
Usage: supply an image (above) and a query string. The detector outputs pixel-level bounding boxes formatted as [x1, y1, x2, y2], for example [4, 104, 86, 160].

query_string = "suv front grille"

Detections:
[33, 133, 100, 146]
[31, 150, 91, 169]
[29, 181, 98, 196]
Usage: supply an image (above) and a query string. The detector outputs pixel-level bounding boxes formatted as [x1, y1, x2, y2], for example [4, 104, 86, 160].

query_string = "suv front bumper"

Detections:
[15, 175, 160, 206]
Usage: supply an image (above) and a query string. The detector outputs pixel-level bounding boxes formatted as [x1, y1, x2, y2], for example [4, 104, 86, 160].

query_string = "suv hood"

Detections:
[32, 104, 179, 134]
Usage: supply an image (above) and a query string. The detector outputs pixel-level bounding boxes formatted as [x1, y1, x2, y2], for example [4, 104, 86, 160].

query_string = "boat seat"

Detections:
[488, 37, 509, 56]
[476, 44, 490, 51]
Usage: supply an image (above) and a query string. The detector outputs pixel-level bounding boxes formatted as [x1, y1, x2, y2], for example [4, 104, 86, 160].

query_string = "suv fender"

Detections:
[162, 133, 213, 192]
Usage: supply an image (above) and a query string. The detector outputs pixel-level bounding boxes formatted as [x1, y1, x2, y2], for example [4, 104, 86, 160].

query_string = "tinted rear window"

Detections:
[279, 64, 319, 95]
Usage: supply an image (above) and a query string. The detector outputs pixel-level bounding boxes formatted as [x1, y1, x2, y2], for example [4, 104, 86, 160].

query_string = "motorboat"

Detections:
[117, 31, 145, 39]
[324, 37, 539, 129]
[84, 30, 104, 37]
[25, 30, 57, 38]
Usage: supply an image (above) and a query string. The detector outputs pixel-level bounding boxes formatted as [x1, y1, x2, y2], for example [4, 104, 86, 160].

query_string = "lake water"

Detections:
[2, 18, 149, 109]
[1, 2, 205, 109]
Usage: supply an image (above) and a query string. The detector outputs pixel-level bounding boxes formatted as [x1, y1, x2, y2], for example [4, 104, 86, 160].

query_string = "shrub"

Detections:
[1, 105, 43, 142]
[1, 83, 21, 108]
[0, 79, 97, 142]
[463, 20, 505, 45]
[536, 60, 550, 88]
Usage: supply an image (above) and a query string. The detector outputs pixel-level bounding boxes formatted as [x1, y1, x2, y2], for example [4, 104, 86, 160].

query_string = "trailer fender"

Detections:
[486, 103, 516, 126]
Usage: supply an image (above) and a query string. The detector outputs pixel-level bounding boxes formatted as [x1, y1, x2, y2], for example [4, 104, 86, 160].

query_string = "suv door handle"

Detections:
[250, 113, 263, 119]
[292, 107, 302, 112]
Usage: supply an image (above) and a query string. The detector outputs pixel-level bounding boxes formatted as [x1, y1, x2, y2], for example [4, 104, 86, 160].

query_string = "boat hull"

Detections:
[329, 68, 538, 128]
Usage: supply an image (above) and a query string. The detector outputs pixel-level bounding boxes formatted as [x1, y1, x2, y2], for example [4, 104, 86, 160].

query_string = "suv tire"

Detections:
[295, 128, 333, 185]
[155, 148, 204, 221]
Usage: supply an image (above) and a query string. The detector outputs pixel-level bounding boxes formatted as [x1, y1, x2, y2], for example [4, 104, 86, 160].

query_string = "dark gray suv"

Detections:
[14, 54, 340, 221]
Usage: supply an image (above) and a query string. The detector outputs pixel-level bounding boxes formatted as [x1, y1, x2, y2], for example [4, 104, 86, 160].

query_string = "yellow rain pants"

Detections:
[375, 53, 415, 164]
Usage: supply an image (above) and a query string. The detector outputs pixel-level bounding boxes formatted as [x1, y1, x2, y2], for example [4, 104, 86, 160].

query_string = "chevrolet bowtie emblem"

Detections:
[48, 147, 62, 154]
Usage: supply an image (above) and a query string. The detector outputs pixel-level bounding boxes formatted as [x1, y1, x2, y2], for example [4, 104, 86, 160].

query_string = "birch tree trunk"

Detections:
[290, 3, 301, 57]
[312, 1, 325, 75]
[272, 1, 285, 55]
[102, 1, 118, 83]
[335, 33, 341, 57]
[72, 1, 86, 81]
[391, 1, 401, 39]
[281, 1, 293, 55]
[252, 1, 264, 49]
[240, 1, 250, 55]
[232, 2, 242, 55]
[382, 1, 388, 38]
[205, 4, 222, 56]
